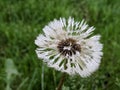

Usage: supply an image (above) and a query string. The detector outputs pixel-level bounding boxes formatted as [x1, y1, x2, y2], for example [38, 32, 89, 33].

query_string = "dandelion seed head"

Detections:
[35, 17, 103, 77]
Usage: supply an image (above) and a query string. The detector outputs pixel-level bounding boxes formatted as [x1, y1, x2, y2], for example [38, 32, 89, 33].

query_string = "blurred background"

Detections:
[0, 0, 120, 90]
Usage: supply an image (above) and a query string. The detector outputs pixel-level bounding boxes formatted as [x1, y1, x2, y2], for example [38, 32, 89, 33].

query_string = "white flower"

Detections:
[35, 17, 103, 77]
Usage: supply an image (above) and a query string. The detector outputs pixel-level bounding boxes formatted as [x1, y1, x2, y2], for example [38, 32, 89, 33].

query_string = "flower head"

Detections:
[35, 17, 103, 77]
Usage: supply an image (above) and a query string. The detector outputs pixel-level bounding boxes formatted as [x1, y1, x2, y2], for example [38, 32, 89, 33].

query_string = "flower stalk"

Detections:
[57, 73, 66, 90]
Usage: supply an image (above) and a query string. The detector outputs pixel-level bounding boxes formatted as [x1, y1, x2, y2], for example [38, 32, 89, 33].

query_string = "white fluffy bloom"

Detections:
[35, 17, 103, 77]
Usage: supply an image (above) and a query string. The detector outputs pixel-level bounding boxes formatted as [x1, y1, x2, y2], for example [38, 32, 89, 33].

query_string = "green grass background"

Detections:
[0, 0, 120, 90]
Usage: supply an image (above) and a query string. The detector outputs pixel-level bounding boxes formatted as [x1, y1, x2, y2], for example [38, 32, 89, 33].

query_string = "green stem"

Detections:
[57, 73, 66, 90]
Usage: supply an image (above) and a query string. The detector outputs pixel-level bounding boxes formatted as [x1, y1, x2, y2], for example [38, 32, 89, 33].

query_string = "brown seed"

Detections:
[57, 38, 81, 56]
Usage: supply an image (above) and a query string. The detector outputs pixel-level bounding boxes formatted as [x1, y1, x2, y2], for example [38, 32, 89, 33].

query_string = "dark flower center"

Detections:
[57, 38, 81, 56]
